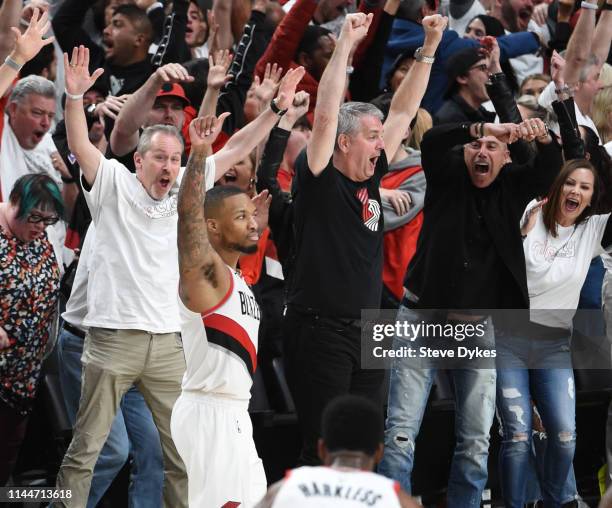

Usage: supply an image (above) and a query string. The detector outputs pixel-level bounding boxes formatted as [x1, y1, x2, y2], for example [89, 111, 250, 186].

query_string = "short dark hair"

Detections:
[20, 44, 55, 79]
[204, 185, 246, 219]
[321, 395, 383, 456]
[113, 4, 154, 44]
[9, 174, 64, 220]
[297, 25, 332, 59]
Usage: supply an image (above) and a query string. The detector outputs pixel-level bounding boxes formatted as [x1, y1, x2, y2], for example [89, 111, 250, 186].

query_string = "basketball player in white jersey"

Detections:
[256, 395, 421, 508]
[171, 67, 305, 508]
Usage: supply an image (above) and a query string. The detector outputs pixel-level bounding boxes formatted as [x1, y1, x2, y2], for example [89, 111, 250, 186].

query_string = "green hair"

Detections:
[9, 174, 64, 220]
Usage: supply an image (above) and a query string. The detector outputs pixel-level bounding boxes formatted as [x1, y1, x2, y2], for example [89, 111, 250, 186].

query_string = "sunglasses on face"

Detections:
[27, 214, 60, 225]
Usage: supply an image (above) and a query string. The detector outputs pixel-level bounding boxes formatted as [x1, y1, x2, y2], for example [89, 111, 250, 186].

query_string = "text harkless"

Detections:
[296, 482, 387, 506]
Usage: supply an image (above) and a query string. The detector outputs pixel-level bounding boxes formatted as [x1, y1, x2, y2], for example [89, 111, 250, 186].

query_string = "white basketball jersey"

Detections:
[178, 266, 260, 400]
[272, 466, 402, 507]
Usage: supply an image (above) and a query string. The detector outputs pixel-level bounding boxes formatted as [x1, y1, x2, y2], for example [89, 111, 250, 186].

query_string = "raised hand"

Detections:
[206, 10, 220, 55]
[64, 46, 105, 97]
[255, 63, 283, 105]
[252, 189, 271, 234]
[274, 66, 306, 111]
[207, 50, 233, 90]
[155, 63, 194, 85]
[521, 197, 547, 236]
[95, 94, 131, 120]
[339, 12, 373, 48]
[10, 7, 55, 65]
[480, 36, 501, 73]
[422, 14, 448, 46]
[532, 2, 549, 26]
[280, 91, 310, 128]
[189, 112, 231, 149]
[550, 50, 566, 88]
[20, 1, 50, 23]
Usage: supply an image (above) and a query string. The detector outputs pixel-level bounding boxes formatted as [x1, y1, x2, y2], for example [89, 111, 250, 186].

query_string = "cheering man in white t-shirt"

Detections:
[53, 45, 190, 508]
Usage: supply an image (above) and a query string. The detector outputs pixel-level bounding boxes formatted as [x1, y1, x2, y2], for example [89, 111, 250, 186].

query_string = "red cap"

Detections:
[156, 83, 191, 107]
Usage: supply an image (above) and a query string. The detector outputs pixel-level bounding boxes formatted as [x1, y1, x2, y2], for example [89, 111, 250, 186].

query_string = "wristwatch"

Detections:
[270, 98, 288, 117]
[414, 47, 435, 64]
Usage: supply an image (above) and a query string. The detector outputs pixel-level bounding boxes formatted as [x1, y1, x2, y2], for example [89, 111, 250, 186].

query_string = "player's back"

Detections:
[272, 466, 402, 507]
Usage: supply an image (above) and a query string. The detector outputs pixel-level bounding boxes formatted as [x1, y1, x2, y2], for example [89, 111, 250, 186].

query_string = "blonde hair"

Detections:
[593, 63, 612, 144]
[408, 108, 433, 151]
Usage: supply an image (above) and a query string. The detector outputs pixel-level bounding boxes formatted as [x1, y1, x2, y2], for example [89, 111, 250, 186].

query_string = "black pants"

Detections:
[283, 307, 385, 465]
[0, 399, 29, 486]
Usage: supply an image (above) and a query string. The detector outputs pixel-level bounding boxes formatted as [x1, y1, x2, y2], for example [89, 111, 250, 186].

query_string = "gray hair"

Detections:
[578, 54, 600, 82]
[137, 124, 184, 155]
[9, 75, 55, 105]
[336, 102, 384, 143]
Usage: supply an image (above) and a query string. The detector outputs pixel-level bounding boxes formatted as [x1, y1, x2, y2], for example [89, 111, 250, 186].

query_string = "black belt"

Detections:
[63, 322, 86, 339]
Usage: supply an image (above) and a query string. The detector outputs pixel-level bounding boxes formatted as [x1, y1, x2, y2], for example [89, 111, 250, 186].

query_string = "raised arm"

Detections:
[199, 50, 232, 117]
[213, 66, 305, 178]
[563, 6, 597, 86]
[177, 113, 231, 312]
[0, 0, 22, 63]
[110, 63, 194, 157]
[307, 13, 372, 176]
[383, 14, 446, 162]
[212, 0, 234, 50]
[63, 46, 105, 186]
[0, 8, 54, 98]
[592, 1, 612, 68]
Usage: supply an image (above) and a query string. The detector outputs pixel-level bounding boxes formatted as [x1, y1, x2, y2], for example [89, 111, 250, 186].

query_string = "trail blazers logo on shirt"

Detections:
[356, 188, 381, 232]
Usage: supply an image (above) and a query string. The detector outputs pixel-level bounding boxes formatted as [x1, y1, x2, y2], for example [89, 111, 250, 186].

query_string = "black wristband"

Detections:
[61, 175, 77, 184]
[603, 2, 612, 10]
[270, 99, 287, 116]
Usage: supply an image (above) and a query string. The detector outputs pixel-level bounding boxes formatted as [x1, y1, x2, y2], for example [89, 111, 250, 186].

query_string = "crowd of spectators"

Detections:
[0, 0, 611, 505]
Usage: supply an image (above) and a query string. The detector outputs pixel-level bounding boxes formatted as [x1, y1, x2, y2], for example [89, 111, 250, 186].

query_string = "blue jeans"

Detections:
[378, 305, 496, 508]
[496, 334, 576, 508]
[57, 326, 164, 508]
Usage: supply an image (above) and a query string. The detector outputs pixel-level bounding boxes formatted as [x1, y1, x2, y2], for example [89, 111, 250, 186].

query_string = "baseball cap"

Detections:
[444, 47, 485, 99]
[156, 83, 191, 107]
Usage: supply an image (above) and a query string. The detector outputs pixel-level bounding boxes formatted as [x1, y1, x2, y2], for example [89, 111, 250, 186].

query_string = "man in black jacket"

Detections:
[377, 119, 562, 507]
[434, 47, 496, 125]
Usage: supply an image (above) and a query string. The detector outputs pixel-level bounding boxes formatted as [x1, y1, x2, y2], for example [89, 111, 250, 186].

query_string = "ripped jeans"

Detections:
[378, 305, 496, 508]
[496, 332, 575, 508]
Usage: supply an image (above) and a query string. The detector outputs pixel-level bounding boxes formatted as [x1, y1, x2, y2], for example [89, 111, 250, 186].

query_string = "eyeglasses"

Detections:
[27, 214, 60, 225]
[469, 63, 489, 73]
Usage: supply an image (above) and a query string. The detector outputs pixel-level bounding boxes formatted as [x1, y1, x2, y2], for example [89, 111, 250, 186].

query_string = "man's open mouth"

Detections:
[518, 8, 532, 21]
[474, 161, 490, 174]
[159, 177, 171, 189]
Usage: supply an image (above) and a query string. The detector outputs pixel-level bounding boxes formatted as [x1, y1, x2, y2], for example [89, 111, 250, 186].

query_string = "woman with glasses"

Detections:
[0, 174, 63, 486]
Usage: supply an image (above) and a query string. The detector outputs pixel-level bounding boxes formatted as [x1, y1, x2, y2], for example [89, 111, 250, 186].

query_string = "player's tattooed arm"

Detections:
[177, 113, 230, 310]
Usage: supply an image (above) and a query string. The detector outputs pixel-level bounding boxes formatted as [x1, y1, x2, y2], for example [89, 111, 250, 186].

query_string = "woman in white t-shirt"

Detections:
[496, 158, 612, 508]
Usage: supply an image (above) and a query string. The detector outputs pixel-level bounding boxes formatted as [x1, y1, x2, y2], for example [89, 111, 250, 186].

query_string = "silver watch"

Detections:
[414, 47, 435, 64]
